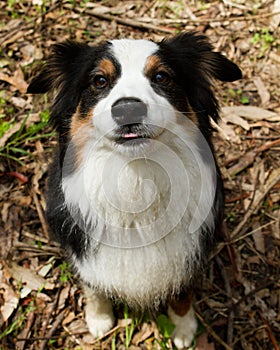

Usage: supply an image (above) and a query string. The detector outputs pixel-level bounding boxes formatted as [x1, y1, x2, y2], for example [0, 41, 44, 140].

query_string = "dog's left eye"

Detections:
[153, 71, 171, 85]
[93, 75, 108, 89]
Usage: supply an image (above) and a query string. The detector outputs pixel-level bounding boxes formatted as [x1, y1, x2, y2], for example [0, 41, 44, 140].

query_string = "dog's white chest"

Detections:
[62, 132, 216, 305]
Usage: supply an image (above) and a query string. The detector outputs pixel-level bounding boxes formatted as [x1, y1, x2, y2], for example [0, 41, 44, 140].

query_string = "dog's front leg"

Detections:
[84, 286, 115, 338]
[168, 291, 197, 349]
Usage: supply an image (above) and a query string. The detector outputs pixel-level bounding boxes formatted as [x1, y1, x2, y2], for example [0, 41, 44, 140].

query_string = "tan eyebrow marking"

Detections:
[144, 54, 170, 77]
[97, 58, 116, 77]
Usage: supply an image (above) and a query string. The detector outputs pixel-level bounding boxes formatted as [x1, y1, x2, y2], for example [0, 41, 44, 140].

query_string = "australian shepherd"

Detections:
[28, 31, 241, 348]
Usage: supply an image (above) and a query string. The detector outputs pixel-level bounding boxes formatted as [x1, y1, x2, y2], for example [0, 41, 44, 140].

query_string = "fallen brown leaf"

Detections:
[222, 106, 280, 122]
[195, 332, 215, 350]
[0, 67, 28, 93]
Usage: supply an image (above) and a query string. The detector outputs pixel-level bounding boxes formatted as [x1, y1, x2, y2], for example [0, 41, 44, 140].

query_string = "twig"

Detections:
[259, 312, 280, 350]
[71, 7, 174, 34]
[225, 193, 250, 203]
[67, 4, 280, 34]
[62, 324, 82, 346]
[31, 188, 49, 239]
[21, 231, 58, 245]
[39, 309, 66, 350]
[228, 138, 280, 176]
[182, 0, 197, 21]
[232, 275, 280, 309]
[230, 219, 277, 244]
[194, 307, 233, 350]
[232, 325, 266, 347]
[215, 256, 234, 346]
[228, 150, 256, 176]
[230, 168, 280, 240]
[16, 311, 35, 350]
[14, 242, 62, 255]
[256, 138, 280, 153]
[91, 324, 122, 344]
[39, 286, 62, 343]
[136, 10, 280, 24]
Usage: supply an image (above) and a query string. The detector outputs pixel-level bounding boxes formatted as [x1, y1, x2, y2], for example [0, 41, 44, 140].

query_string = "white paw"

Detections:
[85, 311, 115, 338]
[168, 305, 197, 349]
[84, 292, 115, 338]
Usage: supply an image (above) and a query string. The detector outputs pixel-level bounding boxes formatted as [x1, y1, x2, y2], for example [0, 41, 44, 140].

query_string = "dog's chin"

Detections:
[113, 136, 154, 157]
[109, 125, 164, 156]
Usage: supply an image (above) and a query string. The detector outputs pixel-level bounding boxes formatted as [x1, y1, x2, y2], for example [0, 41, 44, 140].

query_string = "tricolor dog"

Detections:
[28, 32, 241, 348]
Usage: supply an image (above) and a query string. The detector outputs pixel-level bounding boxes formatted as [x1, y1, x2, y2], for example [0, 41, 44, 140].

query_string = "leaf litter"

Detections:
[0, 1, 279, 349]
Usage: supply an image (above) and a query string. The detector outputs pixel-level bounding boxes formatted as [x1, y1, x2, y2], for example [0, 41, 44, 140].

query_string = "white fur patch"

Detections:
[63, 116, 216, 307]
[84, 287, 115, 338]
[168, 305, 198, 349]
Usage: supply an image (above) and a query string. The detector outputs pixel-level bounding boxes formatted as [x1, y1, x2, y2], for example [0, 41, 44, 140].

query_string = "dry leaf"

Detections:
[271, 210, 280, 239]
[212, 119, 240, 143]
[228, 150, 256, 176]
[0, 68, 28, 93]
[0, 282, 19, 322]
[7, 262, 54, 298]
[252, 223, 265, 254]
[221, 106, 280, 122]
[62, 311, 76, 326]
[58, 285, 71, 310]
[10, 96, 28, 109]
[222, 111, 250, 130]
[270, 0, 280, 29]
[132, 322, 153, 345]
[195, 332, 215, 350]
[253, 77, 270, 106]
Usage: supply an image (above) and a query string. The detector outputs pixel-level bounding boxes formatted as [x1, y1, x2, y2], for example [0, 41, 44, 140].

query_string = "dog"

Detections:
[28, 31, 241, 348]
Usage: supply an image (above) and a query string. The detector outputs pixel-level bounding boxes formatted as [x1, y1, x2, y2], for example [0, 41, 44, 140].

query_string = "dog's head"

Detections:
[28, 32, 241, 155]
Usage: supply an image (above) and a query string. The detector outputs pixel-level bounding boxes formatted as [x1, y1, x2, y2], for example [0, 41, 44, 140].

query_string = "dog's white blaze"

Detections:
[92, 39, 171, 140]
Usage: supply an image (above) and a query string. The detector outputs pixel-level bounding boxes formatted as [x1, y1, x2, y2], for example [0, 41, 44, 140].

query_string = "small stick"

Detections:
[39, 286, 62, 350]
[194, 308, 233, 350]
[16, 311, 35, 350]
[31, 189, 49, 239]
[259, 312, 280, 350]
[230, 169, 280, 240]
[137, 10, 280, 24]
[75, 7, 174, 34]
[215, 256, 234, 346]
[39, 309, 66, 350]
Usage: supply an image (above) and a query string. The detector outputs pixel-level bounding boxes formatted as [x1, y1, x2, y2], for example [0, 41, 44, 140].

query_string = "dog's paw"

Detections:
[168, 305, 197, 349]
[85, 310, 115, 338]
[84, 292, 115, 338]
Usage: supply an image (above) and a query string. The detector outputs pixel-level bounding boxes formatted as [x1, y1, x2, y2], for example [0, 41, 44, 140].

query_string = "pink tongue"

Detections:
[123, 133, 138, 138]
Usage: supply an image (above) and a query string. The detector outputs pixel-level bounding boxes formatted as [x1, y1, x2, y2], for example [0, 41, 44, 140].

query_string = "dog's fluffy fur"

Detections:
[28, 32, 241, 348]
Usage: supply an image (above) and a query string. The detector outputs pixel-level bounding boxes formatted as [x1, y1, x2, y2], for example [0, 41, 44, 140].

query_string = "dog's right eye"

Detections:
[93, 75, 108, 89]
[153, 71, 171, 85]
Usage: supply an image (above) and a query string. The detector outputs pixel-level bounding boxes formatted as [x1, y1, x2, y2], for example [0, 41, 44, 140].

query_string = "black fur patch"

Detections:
[156, 32, 242, 138]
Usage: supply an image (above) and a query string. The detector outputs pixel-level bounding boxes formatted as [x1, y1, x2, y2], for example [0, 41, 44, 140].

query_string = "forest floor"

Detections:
[0, 1, 279, 349]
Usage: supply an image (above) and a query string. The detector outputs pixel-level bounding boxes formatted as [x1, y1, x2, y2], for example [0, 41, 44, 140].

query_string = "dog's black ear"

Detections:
[159, 32, 242, 124]
[160, 32, 242, 83]
[201, 51, 242, 82]
[27, 41, 98, 131]
[27, 41, 92, 94]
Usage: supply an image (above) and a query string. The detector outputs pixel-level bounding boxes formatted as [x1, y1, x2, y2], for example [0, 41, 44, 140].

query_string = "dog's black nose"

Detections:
[111, 98, 147, 125]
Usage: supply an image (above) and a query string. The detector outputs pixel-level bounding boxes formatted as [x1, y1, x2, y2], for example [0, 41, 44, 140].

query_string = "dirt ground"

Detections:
[0, 1, 279, 349]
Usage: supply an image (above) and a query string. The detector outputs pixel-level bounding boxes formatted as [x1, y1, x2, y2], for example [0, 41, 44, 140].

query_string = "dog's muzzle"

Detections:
[111, 98, 147, 125]
[111, 98, 158, 146]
